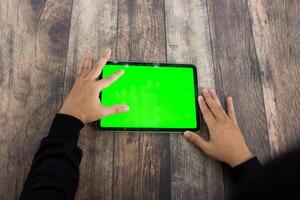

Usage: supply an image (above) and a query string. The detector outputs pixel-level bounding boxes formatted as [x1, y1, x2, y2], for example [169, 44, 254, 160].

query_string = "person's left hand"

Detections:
[183, 89, 252, 167]
[59, 49, 129, 123]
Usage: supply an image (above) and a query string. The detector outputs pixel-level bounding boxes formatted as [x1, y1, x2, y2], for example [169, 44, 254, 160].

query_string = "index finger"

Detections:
[198, 96, 216, 126]
[209, 89, 228, 119]
[203, 89, 227, 121]
[90, 49, 111, 80]
[98, 69, 125, 90]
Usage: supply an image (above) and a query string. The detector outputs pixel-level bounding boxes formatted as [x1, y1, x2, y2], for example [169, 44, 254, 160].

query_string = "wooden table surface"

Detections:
[0, 0, 299, 199]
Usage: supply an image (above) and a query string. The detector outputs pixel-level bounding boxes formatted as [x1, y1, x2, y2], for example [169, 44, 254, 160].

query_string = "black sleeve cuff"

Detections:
[48, 114, 84, 145]
[232, 156, 263, 183]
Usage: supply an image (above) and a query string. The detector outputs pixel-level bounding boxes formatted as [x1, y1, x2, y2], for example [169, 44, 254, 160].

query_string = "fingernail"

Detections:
[198, 96, 203, 101]
[123, 105, 129, 111]
[228, 97, 232, 103]
[183, 131, 191, 138]
[203, 89, 208, 94]
[105, 48, 111, 54]
[210, 88, 215, 93]
[88, 51, 93, 57]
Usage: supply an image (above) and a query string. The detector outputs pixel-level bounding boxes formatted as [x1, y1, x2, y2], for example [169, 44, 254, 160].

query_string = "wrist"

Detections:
[59, 107, 86, 124]
[228, 149, 253, 167]
[48, 114, 84, 144]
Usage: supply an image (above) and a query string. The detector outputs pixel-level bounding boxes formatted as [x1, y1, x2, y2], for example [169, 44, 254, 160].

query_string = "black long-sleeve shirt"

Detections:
[20, 114, 84, 200]
[19, 114, 300, 200]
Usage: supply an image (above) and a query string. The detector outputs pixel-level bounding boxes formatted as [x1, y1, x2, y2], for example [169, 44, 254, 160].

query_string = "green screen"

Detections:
[100, 64, 198, 129]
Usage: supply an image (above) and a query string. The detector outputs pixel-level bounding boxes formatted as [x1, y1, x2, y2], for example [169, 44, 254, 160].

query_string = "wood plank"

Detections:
[248, 0, 300, 157]
[0, 0, 73, 199]
[165, 0, 224, 199]
[64, 0, 118, 199]
[112, 0, 171, 199]
[207, 0, 272, 198]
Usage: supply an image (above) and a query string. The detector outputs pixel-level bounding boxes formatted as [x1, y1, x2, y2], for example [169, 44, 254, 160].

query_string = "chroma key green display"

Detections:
[98, 62, 201, 132]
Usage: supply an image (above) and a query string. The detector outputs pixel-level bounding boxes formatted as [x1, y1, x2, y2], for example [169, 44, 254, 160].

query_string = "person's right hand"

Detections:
[183, 89, 253, 167]
[59, 49, 129, 123]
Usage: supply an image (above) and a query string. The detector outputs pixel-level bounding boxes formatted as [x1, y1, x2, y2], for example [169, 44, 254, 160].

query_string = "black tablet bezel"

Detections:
[95, 61, 202, 132]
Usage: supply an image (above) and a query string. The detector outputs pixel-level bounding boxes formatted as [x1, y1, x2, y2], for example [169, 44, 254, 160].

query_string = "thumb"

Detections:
[183, 131, 210, 150]
[99, 104, 129, 118]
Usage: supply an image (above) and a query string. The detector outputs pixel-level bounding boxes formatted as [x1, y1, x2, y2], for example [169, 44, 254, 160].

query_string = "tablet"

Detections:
[96, 61, 201, 132]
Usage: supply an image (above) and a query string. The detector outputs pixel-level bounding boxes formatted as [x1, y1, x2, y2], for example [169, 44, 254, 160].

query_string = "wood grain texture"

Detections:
[112, 0, 171, 200]
[165, 0, 224, 199]
[207, 0, 271, 198]
[0, 0, 73, 199]
[1, 0, 300, 199]
[64, 0, 118, 199]
[248, 0, 300, 157]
